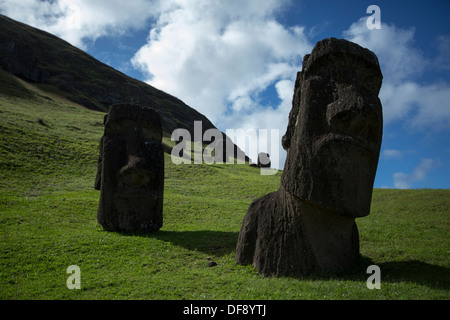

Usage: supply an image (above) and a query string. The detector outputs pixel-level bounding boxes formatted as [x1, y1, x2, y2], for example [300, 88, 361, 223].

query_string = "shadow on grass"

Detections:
[118, 230, 449, 290]
[323, 256, 450, 291]
[123, 229, 240, 257]
[374, 260, 450, 290]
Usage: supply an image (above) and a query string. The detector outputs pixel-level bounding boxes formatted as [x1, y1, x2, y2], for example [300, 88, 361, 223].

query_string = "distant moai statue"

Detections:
[257, 152, 271, 168]
[95, 103, 164, 233]
[235, 38, 383, 276]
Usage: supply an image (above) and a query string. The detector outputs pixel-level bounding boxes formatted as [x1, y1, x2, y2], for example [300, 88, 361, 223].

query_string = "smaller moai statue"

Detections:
[257, 152, 271, 168]
[95, 103, 164, 233]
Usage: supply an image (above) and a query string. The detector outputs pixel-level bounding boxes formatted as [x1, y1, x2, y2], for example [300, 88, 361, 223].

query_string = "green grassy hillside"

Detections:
[0, 69, 449, 300]
[0, 14, 219, 138]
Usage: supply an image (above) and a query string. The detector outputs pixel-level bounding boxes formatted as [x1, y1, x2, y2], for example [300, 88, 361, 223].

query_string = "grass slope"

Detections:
[1, 70, 449, 300]
[0, 14, 217, 138]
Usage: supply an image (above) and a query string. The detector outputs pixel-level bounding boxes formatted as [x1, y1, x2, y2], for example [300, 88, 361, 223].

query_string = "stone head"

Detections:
[95, 103, 164, 232]
[281, 38, 383, 217]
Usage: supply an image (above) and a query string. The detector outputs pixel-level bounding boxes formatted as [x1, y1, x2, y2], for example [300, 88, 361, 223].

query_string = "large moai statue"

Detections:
[235, 38, 383, 276]
[95, 103, 164, 233]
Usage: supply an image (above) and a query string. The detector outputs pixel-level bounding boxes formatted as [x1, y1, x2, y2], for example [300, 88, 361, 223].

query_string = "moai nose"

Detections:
[326, 88, 381, 150]
[118, 156, 155, 187]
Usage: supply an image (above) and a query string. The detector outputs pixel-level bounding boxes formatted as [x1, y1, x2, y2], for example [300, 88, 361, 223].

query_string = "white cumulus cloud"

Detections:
[131, 0, 311, 127]
[130, 0, 312, 168]
[382, 149, 402, 160]
[393, 158, 437, 189]
[344, 18, 450, 131]
[0, 0, 157, 49]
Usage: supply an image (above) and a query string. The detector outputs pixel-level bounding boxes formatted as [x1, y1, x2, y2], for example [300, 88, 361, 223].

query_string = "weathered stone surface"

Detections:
[282, 38, 383, 218]
[236, 38, 383, 276]
[236, 187, 360, 276]
[95, 103, 164, 233]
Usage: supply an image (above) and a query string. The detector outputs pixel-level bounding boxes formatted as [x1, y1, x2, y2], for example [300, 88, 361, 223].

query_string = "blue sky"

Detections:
[1, 0, 449, 189]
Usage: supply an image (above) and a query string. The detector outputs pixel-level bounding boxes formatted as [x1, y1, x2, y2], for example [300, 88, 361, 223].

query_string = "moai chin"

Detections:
[95, 103, 164, 233]
[235, 38, 383, 276]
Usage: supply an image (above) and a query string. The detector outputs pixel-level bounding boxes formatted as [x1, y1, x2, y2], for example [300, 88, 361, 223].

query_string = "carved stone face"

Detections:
[281, 38, 383, 217]
[95, 104, 164, 232]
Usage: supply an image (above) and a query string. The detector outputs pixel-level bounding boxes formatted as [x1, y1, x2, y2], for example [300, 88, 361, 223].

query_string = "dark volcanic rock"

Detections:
[236, 38, 383, 276]
[0, 14, 249, 160]
[95, 103, 164, 233]
[281, 37, 383, 218]
[235, 187, 360, 276]
[0, 14, 215, 137]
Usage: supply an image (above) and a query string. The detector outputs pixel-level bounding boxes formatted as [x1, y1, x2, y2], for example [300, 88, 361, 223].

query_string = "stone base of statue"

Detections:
[235, 187, 360, 276]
